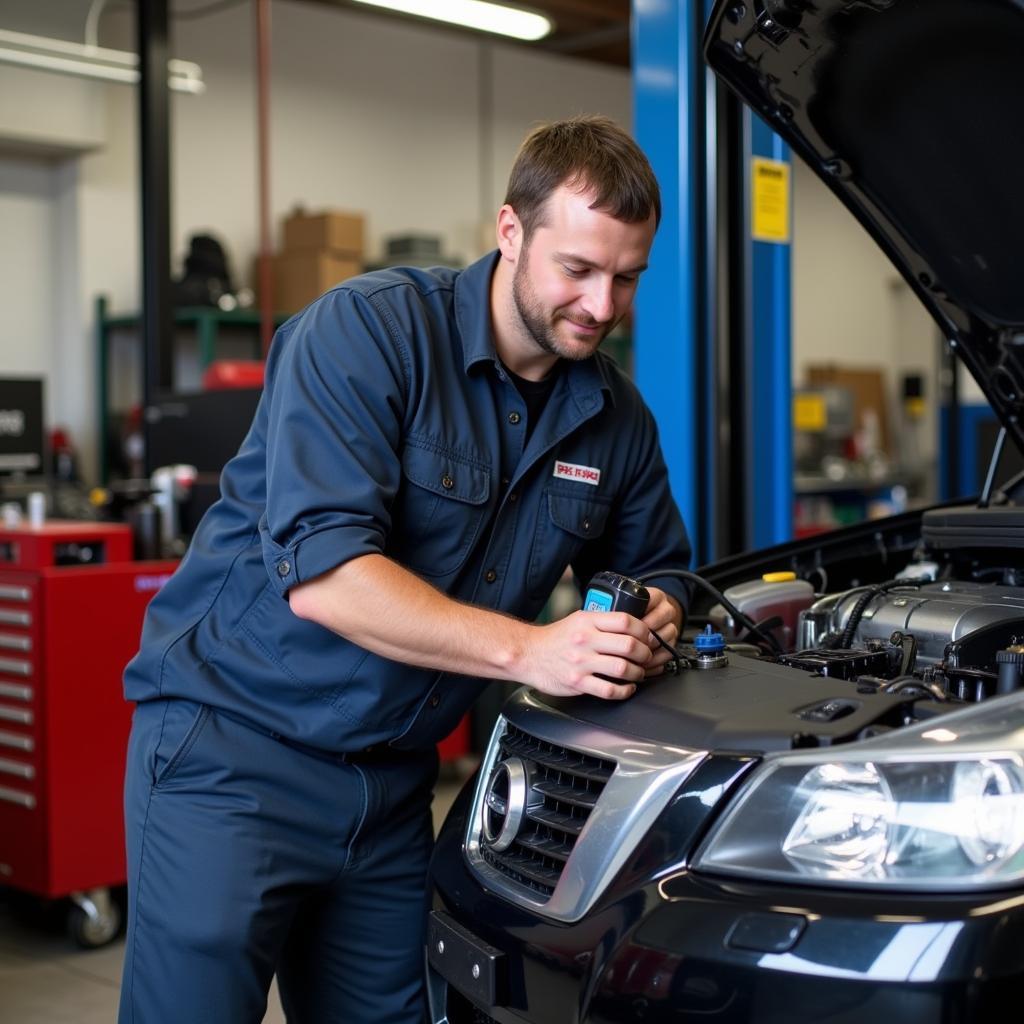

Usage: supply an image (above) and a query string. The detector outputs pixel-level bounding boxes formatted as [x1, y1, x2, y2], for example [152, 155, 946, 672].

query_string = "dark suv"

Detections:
[427, 1, 1024, 1021]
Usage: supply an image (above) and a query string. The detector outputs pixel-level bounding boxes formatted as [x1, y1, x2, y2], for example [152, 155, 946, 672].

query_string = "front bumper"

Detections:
[429, 777, 1024, 1024]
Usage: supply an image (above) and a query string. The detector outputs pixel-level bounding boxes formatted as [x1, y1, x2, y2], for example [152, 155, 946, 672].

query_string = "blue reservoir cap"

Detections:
[695, 624, 726, 653]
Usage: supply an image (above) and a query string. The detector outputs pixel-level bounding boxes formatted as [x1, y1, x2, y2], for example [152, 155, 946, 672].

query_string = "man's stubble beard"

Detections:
[511, 246, 613, 362]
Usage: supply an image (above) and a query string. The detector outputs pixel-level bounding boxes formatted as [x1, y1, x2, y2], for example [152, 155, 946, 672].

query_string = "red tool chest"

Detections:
[0, 521, 175, 902]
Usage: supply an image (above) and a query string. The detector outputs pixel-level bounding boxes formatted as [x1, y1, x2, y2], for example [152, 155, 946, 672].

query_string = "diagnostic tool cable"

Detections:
[637, 568, 785, 656]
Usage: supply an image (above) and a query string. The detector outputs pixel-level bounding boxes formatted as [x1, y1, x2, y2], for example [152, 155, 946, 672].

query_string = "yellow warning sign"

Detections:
[752, 157, 791, 243]
[793, 393, 826, 432]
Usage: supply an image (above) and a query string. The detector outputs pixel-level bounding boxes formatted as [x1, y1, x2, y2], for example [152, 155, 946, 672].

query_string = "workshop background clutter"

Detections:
[0, 0, 996, 1020]
[272, 208, 365, 313]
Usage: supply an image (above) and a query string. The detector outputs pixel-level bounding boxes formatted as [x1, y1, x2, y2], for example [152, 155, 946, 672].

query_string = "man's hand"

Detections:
[521, 610, 655, 700]
[290, 554, 685, 704]
[642, 587, 683, 677]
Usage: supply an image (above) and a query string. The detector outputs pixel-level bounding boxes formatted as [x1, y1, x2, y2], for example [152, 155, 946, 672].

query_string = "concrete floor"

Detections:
[0, 773, 470, 1023]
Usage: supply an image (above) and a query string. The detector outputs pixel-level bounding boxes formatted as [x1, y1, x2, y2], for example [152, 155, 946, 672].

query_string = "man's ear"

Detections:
[496, 204, 521, 262]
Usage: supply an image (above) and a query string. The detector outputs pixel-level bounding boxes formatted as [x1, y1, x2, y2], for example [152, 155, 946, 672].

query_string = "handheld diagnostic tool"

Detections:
[583, 571, 650, 618]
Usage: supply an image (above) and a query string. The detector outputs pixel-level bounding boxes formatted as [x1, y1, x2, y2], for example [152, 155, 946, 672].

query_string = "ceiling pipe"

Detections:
[137, 0, 174, 476]
[0, 27, 204, 93]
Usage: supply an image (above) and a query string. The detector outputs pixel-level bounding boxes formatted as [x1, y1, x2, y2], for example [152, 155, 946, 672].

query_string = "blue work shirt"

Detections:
[124, 251, 692, 752]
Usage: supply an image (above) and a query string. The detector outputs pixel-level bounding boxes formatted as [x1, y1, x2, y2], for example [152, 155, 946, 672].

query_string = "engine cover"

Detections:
[830, 582, 1024, 666]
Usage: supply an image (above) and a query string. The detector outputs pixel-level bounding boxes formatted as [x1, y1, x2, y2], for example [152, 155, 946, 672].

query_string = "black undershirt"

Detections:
[503, 362, 560, 445]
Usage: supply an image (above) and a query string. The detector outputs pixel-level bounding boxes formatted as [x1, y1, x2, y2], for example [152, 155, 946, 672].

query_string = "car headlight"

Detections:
[694, 692, 1024, 890]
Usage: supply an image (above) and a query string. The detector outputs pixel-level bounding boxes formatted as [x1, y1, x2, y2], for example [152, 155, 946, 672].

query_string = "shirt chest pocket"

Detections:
[527, 489, 611, 600]
[389, 443, 491, 579]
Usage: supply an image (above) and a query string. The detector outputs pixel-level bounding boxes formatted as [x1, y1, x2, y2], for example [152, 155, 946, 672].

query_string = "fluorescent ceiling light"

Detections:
[0, 28, 204, 94]
[350, 0, 553, 42]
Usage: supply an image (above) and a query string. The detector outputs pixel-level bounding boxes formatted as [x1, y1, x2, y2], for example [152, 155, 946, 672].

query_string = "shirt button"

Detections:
[441, 474, 454, 490]
[430, 693, 441, 708]
[509, 492, 519, 503]
[277, 560, 291, 577]
[484, 569, 497, 583]
[582, 518, 591, 532]
[508, 411, 521, 425]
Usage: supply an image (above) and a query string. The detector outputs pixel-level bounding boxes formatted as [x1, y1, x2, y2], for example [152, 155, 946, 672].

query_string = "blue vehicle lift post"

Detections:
[633, 0, 793, 559]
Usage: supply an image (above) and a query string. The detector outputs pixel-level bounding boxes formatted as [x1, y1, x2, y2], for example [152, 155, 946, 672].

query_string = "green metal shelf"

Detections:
[95, 295, 287, 485]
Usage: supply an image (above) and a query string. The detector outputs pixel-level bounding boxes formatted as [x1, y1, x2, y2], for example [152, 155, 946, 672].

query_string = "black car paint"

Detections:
[433, 748, 1024, 1023]
[429, 1, 1024, 1020]
[535, 660, 939, 755]
[428, 486, 1024, 1023]
[431, 754, 759, 1024]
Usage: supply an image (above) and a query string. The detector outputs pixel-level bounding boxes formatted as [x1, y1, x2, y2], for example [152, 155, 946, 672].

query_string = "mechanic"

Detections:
[118, 114, 692, 1024]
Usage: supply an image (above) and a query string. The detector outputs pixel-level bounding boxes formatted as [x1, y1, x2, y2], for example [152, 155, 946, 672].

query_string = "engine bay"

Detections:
[460, 496, 1024, 924]
[682, 499, 1024, 744]
[546, 497, 1024, 754]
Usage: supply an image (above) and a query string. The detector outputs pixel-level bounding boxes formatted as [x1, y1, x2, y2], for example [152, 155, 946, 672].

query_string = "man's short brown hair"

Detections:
[503, 115, 661, 242]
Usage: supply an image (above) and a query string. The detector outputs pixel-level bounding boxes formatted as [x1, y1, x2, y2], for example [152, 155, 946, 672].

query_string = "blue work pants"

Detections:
[119, 697, 439, 1023]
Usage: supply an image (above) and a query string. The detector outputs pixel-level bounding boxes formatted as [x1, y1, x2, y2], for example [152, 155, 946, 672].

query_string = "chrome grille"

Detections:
[480, 722, 616, 899]
[464, 691, 707, 923]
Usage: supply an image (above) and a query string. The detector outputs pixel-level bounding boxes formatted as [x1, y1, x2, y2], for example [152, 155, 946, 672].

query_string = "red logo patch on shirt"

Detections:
[553, 461, 601, 486]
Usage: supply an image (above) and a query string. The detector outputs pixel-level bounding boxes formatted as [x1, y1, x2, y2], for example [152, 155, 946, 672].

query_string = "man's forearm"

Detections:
[288, 553, 532, 682]
[288, 553, 663, 700]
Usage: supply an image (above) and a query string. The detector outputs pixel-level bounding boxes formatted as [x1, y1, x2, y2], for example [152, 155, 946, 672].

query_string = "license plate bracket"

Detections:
[427, 909, 506, 1007]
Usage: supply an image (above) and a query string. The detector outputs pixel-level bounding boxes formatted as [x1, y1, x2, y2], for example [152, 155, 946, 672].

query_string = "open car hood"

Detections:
[704, 0, 1024, 451]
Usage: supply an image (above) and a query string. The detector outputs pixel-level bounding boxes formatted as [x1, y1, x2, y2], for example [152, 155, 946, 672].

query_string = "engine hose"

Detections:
[836, 588, 879, 649]
[836, 579, 922, 650]
[882, 676, 949, 702]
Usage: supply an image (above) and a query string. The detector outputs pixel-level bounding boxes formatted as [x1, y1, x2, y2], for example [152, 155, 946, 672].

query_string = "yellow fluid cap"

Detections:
[762, 571, 796, 583]
[89, 487, 110, 507]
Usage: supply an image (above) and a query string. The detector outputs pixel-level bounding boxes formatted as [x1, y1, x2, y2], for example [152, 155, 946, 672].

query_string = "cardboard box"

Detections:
[273, 251, 362, 313]
[283, 209, 364, 256]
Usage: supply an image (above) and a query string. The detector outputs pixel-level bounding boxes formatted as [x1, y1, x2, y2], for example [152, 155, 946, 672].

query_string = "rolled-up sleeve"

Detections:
[258, 287, 409, 596]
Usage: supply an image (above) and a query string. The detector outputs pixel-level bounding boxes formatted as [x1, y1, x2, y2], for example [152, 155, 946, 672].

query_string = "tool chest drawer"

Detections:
[0, 521, 176, 898]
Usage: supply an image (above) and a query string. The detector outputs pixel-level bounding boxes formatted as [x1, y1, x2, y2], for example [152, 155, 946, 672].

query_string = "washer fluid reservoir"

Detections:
[708, 572, 814, 652]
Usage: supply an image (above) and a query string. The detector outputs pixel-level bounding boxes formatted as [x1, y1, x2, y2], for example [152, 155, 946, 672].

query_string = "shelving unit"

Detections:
[794, 468, 924, 536]
[94, 295, 286, 485]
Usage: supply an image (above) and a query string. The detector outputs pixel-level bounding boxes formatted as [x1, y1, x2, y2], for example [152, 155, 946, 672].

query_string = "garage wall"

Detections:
[790, 157, 945, 488]
[0, 156, 59, 389]
[0, 1, 955, 497]
[0, 0, 631, 484]
[168, 2, 631, 277]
